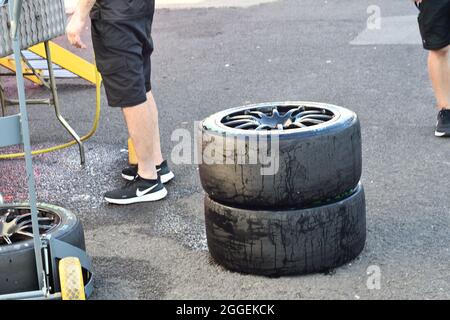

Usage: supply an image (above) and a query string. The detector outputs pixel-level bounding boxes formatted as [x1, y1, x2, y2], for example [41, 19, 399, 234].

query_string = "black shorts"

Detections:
[91, 17, 154, 108]
[417, 0, 450, 50]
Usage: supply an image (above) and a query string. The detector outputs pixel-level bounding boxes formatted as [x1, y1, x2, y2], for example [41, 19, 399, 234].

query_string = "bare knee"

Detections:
[430, 45, 450, 58]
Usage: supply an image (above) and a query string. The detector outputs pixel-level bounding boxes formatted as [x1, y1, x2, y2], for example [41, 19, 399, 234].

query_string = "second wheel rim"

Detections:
[0, 206, 61, 245]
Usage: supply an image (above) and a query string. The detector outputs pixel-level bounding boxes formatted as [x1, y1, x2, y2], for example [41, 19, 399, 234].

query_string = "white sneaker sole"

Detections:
[105, 187, 168, 205]
[160, 171, 175, 184]
[435, 130, 450, 137]
[122, 171, 175, 184]
[122, 174, 136, 181]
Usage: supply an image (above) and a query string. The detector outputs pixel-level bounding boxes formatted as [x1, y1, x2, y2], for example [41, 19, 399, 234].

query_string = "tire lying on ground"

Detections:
[205, 183, 366, 276]
[198, 102, 362, 209]
[0, 203, 85, 295]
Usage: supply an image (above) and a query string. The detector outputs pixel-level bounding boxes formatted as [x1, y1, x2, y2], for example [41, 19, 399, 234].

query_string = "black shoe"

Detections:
[122, 160, 175, 184]
[435, 109, 450, 137]
[104, 176, 168, 205]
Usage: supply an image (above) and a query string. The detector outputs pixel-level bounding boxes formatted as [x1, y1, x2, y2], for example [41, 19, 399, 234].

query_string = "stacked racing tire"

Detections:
[198, 102, 366, 276]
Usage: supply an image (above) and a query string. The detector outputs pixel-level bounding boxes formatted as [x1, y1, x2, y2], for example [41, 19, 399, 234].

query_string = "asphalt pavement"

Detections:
[0, 0, 449, 299]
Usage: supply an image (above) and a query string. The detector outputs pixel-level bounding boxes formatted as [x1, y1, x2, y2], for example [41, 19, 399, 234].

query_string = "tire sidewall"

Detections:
[205, 184, 366, 276]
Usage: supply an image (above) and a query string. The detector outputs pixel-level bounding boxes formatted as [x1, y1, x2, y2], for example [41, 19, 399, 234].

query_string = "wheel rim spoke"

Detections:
[299, 115, 333, 121]
[226, 115, 259, 121]
[222, 119, 253, 126]
[255, 124, 272, 131]
[248, 111, 265, 117]
[236, 122, 259, 129]
[290, 122, 307, 128]
[3, 236, 12, 244]
[298, 118, 324, 125]
[15, 231, 34, 238]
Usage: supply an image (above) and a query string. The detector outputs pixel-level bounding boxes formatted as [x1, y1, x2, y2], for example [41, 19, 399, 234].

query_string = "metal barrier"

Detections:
[0, 0, 89, 164]
[0, 0, 93, 300]
[0, 0, 66, 58]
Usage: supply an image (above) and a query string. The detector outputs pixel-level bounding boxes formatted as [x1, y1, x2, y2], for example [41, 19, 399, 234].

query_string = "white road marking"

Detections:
[156, 0, 278, 9]
[64, 0, 278, 11]
[350, 15, 422, 46]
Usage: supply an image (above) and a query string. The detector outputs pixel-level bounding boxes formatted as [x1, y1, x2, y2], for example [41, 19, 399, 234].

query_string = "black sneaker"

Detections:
[121, 160, 174, 184]
[104, 176, 168, 205]
[435, 109, 450, 137]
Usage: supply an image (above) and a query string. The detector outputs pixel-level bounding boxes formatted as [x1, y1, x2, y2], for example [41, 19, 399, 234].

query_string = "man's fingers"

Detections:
[68, 34, 77, 47]
[74, 35, 82, 48]
[68, 33, 86, 49]
[76, 36, 87, 49]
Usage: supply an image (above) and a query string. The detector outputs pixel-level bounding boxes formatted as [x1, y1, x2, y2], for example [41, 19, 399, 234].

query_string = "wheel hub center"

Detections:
[258, 109, 293, 129]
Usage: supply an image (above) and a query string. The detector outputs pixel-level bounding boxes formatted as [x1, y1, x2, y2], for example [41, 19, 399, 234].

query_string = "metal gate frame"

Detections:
[0, 41, 85, 164]
[0, 0, 93, 300]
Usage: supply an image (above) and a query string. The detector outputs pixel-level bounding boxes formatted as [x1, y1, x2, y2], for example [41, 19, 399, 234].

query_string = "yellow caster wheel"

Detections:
[128, 138, 138, 165]
[59, 257, 86, 300]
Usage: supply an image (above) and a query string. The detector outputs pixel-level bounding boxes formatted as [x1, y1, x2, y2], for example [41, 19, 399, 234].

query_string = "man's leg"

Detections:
[122, 99, 159, 180]
[417, 0, 450, 136]
[428, 45, 450, 109]
[104, 97, 168, 205]
[145, 91, 164, 166]
[121, 90, 174, 182]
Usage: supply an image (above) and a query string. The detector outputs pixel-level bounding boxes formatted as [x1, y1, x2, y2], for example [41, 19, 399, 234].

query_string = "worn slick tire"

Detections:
[0, 203, 85, 295]
[198, 102, 362, 209]
[205, 183, 366, 276]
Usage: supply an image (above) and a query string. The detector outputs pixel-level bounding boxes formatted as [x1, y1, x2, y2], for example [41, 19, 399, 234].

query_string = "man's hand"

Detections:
[66, 14, 87, 49]
[65, 0, 96, 49]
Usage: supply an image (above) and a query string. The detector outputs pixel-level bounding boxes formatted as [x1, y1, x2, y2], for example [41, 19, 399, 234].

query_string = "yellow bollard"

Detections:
[128, 138, 138, 165]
